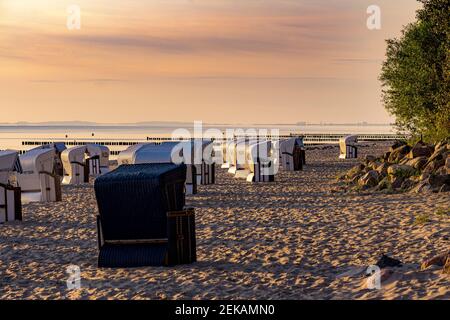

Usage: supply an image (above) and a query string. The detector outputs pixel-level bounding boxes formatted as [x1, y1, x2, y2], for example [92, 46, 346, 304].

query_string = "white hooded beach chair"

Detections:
[61, 146, 88, 185]
[221, 139, 235, 169]
[227, 138, 254, 175]
[339, 135, 358, 159]
[117, 142, 198, 194]
[0, 150, 22, 223]
[85, 144, 110, 176]
[244, 140, 275, 182]
[17, 148, 62, 203]
[279, 137, 305, 171]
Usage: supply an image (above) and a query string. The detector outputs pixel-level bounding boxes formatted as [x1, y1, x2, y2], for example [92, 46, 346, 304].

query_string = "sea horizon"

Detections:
[0, 122, 399, 156]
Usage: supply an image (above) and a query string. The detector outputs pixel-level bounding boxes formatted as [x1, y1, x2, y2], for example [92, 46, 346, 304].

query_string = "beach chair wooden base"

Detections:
[186, 165, 197, 195]
[228, 166, 238, 175]
[221, 163, 231, 169]
[291, 146, 304, 171]
[0, 184, 22, 223]
[206, 164, 215, 184]
[196, 163, 215, 185]
[97, 208, 196, 268]
[62, 162, 87, 185]
[246, 173, 275, 183]
[20, 171, 62, 203]
[246, 162, 275, 182]
[339, 146, 358, 159]
[54, 174, 62, 201]
[41, 171, 62, 202]
[167, 208, 196, 265]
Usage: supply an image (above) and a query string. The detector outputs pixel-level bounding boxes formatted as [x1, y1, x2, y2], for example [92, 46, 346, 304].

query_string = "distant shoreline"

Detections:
[0, 122, 394, 127]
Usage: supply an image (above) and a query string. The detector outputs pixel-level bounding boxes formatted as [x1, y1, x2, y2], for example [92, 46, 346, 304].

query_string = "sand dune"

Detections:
[0, 142, 449, 299]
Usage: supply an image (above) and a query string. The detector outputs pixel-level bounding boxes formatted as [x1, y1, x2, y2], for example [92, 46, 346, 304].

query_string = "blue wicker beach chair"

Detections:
[94, 163, 196, 268]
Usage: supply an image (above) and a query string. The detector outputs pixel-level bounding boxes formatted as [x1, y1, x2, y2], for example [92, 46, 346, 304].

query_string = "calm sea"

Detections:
[0, 123, 396, 153]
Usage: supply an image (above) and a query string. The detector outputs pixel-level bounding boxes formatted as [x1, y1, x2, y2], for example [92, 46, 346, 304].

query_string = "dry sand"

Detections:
[0, 142, 449, 300]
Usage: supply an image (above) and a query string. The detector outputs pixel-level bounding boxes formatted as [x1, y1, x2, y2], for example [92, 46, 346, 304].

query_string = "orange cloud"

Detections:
[0, 0, 421, 123]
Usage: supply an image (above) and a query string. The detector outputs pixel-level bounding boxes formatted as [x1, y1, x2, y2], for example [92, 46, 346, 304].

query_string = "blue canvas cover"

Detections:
[94, 163, 187, 267]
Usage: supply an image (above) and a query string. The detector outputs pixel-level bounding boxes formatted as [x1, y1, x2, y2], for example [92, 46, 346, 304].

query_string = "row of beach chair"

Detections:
[222, 137, 306, 182]
[1, 135, 359, 268]
[0, 143, 110, 223]
[94, 137, 308, 267]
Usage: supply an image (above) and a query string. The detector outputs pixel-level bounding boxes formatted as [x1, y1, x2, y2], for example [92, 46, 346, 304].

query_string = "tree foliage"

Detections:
[380, 0, 449, 142]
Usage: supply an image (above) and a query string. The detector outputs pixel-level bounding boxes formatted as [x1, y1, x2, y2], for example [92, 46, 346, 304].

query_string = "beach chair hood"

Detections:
[0, 150, 22, 185]
[19, 148, 55, 175]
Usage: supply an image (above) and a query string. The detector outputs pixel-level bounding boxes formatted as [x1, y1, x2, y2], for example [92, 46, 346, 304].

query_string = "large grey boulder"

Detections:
[389, 140, 407, 152]
[434, 140, 449, 152]
[358, 170, 380, 188]
[423, 159, 446, 174]
[412, 180, 432, 193]
[406, 156, 428, 170]
[389, 175, 405, 189]
[376, 162, 389, 175]
[407, 143, 433, 159]
[346, 164, 365, 179]
[364, 155, 377, 162]
[427, 146, 448, 165]
[388, 145, 411, 163]
[401, 178, 416, 190]
[381, 151, 391, 162]
[428, 174, 450, 192]
[387, 164, 416, 178]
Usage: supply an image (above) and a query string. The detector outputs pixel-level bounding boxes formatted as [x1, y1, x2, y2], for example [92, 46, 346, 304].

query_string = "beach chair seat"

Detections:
[227, 138, 254, 176]
[86, 155, 101, 176]
[94, 163, 196, 268]
[245, 141, 275, 182]
[339, 135, 358, 159]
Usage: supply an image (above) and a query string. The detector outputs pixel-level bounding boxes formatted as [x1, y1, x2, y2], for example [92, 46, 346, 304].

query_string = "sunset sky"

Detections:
[0, 0, 420, 124]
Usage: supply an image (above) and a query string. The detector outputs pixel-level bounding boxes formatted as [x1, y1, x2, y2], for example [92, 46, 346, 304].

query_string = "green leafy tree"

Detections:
[380, 0, 449, 142]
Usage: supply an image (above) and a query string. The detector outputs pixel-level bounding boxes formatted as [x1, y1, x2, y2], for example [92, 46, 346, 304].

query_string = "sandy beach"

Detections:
[0, 142, 449, 300]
